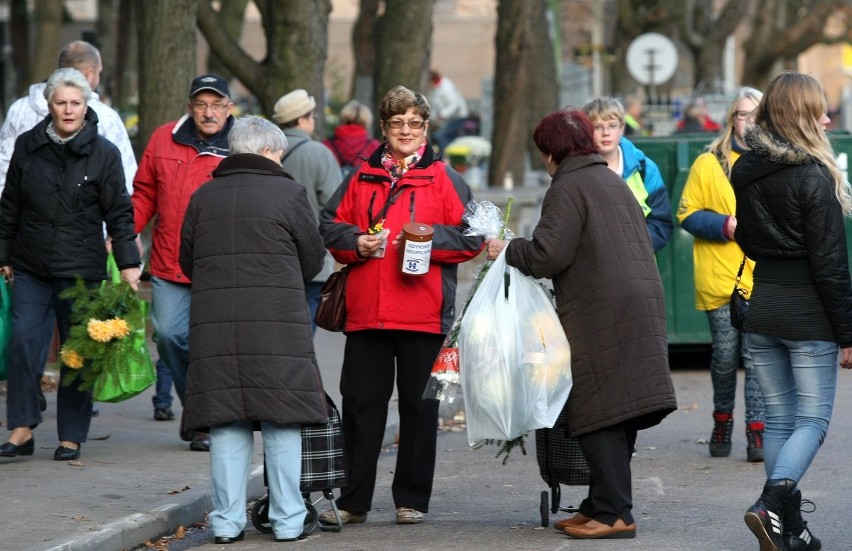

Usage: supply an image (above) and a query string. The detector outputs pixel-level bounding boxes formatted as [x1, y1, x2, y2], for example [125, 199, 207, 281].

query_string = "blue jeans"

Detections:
[306, 281, 323, 335]
[151, 358, 174, 410]
[150, 277, 191, 404]
[748, 333, 838, 482]
[209, 421, 304, 540]
[706, 305, 764, 422]
[5, 271, 95, 442]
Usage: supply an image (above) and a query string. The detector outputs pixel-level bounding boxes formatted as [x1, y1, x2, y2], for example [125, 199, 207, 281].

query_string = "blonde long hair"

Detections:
[709, 87, 762, 179]
[754, 71, 852, 215]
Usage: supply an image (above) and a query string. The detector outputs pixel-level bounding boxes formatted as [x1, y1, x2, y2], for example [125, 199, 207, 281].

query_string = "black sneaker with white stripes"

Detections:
[745, 499, 785, 551]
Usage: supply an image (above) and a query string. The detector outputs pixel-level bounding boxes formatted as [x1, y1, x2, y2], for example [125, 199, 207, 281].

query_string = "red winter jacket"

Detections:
[319, 143, 483, 334]
[133, 115, 230, 283]
[322, 124, 380, 169]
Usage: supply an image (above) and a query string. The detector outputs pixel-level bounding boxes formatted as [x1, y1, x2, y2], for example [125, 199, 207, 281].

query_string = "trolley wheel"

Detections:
[551, 484, 561, 514]
[303, 500, 319, 535]
[251, 495, 273, 533]
[540, 491, 549, 527]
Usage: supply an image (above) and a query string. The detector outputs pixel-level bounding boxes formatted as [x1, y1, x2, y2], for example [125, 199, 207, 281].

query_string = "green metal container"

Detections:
[634, 133, 852, 346]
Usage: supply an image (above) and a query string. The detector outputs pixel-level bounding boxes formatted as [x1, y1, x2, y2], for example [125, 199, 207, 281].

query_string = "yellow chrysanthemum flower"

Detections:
[60, 347, 84, 369]
[108, 317, 130, 339]
[87, 319, 113, 343]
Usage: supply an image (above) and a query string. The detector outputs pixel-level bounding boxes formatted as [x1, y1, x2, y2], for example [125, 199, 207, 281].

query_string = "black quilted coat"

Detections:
[732, 125, 852, 346]
[0, 109, 139, 277]
[504, 154, 676, 438]
[179, 153, 328, 432]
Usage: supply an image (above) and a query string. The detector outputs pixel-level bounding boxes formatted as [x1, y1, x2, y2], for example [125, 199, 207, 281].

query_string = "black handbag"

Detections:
[730, 256, 749, 332]
[300, 394, 348, 492]
[314, 267, 347, 332]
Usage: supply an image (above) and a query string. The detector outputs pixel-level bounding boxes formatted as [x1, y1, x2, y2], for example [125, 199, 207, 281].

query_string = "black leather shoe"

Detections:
[53, 444, 81, 461]
[0, 438, 34, 457]
[189, 433, 210, 452]
[275, 532, 307, 542]
[213, 531, 244, 544]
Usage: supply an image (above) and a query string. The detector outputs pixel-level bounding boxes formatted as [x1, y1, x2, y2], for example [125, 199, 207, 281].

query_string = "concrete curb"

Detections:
[43, 417, 400, 551]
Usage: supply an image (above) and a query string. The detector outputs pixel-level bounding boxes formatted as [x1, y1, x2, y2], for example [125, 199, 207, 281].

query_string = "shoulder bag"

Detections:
[730, 256, 749, 332]
[314, 266, 347, 332]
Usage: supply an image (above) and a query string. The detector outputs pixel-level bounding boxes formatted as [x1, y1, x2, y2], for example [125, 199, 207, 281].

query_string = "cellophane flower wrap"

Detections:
[59, 256, 155, 403]
[459, 247, 572, 446]
[423, 200, 515, 404]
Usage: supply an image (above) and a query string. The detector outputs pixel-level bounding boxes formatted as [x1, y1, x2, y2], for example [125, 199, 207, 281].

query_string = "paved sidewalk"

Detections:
[0, 328, 398, 551]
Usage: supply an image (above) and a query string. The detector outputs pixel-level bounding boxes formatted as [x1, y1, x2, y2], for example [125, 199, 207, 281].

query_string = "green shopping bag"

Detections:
[92, 255, 154, 402]
[0, 278, 12, 381]
[60, 253, 155, 402]
[91, 296, 156, 403]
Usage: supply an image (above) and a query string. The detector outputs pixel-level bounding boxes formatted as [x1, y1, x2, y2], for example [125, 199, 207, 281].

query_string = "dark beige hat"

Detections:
[273, 89, 316, 124]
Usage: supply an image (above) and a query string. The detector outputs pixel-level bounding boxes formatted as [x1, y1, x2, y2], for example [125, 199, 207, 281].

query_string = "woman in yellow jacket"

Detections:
[677, 87, 765, 462]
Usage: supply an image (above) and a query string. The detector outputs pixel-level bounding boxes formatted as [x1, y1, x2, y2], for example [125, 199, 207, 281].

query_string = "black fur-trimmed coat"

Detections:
[732, 125, 852, 345]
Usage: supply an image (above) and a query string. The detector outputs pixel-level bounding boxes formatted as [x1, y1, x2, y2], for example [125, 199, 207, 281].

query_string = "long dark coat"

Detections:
[179, 153, 328, 432]
[505, 154, 676, 437]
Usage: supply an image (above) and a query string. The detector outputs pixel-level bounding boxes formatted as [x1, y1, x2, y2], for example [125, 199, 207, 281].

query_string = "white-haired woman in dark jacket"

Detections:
[0, 67, 140, 462]
[733, 71, 852, 551]
[179, 115, 327, 544]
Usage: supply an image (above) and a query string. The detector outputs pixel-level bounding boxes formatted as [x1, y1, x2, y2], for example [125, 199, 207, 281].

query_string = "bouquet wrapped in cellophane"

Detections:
[60, 256, 155, 403]
[423, 200, 516, 404]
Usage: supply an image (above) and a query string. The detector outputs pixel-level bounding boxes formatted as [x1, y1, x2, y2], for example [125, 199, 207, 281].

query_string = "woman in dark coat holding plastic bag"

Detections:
[179, 115, 327, 544]
[486, 108, 676, 540]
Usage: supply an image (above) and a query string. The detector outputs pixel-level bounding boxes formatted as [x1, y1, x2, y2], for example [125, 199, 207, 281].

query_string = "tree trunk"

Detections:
[525, 0, 560, 173]
[96, 0, 116, 100]
[350, 0, 379, 108]
[205, 0, 249, 80]
[115, 0, 138, 114]
[198, 0, 332, 134]
[135, 0, 197, 149]
[32, 0, 64, 85]
[373, 0, 432, 115]
[9, 0, 30, 97]
[490, 0, 558, 188]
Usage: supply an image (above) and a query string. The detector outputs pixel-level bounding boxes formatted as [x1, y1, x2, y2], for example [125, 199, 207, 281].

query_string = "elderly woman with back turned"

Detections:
[179, 115, 327, 544]
[0, 68, 141, 461]
[734, 71, 852, 551]
[486, 108, 676, 540]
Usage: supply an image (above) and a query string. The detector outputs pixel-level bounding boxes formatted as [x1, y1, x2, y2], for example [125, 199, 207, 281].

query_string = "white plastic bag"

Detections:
[459, 249, 572, 446]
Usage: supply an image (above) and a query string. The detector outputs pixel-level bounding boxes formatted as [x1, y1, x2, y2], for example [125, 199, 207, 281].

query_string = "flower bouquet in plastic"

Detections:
[60, 255, 155, 403]
[423, 199, 515, 404]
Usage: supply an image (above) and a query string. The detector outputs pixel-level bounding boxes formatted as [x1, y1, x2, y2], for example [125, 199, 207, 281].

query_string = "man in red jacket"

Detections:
[132, 74, 234, 451]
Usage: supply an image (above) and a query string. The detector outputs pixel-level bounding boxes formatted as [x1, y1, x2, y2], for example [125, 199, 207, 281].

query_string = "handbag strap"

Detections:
[734, 255, 746, 291]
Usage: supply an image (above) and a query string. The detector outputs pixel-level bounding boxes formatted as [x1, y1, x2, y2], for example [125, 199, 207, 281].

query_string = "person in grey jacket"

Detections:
[486, 108, 676, 541]
[0, 68, 141, 461]
[272, 89, 342, 333]
[734, 71, 852, 551]
[179, 115, 328, 544]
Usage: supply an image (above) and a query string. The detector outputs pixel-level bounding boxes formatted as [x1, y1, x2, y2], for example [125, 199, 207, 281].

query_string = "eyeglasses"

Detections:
[191, 101, 231, 113]
[385, 118, 426, 130]
[593, 123, 622, 133]
[734, 110, 754, 121]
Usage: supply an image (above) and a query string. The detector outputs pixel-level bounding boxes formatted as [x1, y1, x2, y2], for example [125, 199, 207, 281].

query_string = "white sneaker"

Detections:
[395, 507, 424, 524]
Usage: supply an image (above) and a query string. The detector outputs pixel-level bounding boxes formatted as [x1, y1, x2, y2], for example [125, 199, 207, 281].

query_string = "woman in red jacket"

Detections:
[318, 85, 483, 526]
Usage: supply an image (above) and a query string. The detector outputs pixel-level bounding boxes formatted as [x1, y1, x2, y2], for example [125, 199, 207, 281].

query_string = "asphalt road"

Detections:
[139, 355, 852, 551]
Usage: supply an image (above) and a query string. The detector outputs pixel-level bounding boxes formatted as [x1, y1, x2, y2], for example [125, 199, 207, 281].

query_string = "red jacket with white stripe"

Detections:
[319, 144, 483, 334]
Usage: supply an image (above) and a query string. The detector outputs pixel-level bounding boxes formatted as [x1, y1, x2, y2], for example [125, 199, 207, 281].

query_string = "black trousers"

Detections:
[575, 421, 638, 526]
[335, 330, 442, 513]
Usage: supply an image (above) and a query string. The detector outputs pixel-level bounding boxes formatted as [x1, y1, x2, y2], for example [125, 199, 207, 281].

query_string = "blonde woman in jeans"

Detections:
[732, 71, 852, 551]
